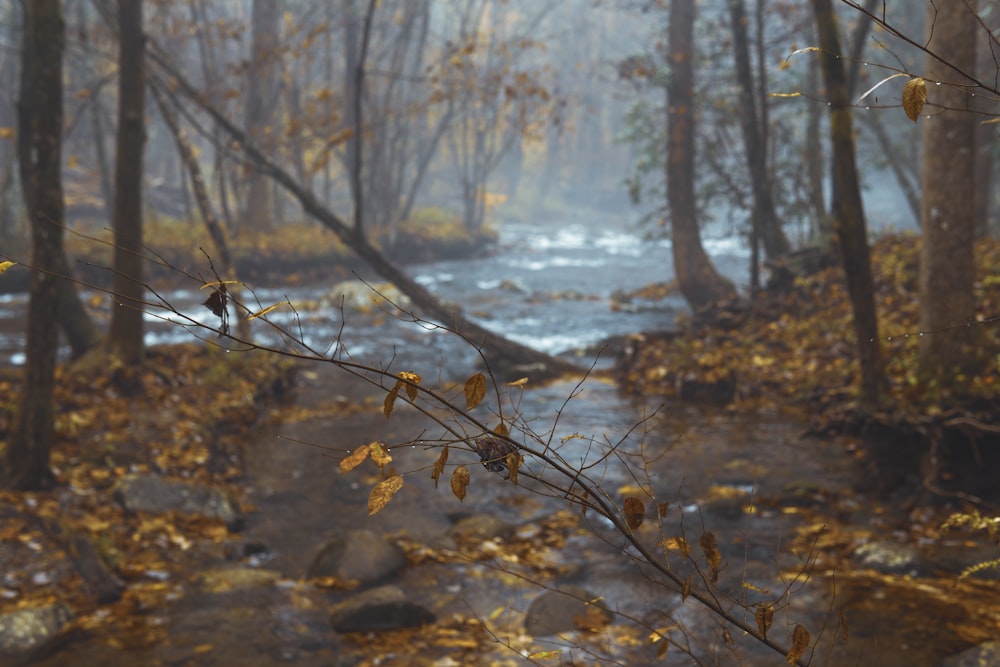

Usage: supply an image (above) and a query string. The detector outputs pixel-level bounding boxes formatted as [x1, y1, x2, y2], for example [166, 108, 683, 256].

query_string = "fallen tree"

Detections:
[144, 45, 583, 380]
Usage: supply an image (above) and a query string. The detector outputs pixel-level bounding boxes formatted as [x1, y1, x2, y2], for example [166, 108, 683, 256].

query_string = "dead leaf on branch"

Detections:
[755, 604, 774, 639]
[0, 260, 15, 274]
[902, 77, 927, 123]
[368, 475, 404, 516]
[369, 441, 392, 470]
[700, 532, 722, 583]
[464, 372, 487, 410]
[397, 371, 421, 401]
[786, 624, 810, 664]
[383, 383, 400, 418]
[506, 451, 523, 485]
[431, 446, 449, 488]
[451, 465, 470, 501]
[339, 444, 370, 474]
[623, 497, 645, 531]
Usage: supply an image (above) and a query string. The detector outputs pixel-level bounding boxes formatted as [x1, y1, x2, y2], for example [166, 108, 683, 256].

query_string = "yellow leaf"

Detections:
[0, 127, 14, 139]
[902, 77, 927, 123]
[369, 441, 392, 470]
[682, 575, 691, 601]
[786, 624, 810, 664]
[660, 536, 690, 557]
[623, 497, 645, 531]
[339, 444, 370, 474]
[464, 373, 487, 410]
[431, 446, 448, 488]
[506, 377, 528, 387]
[68, 154, 79, 168]
[368, 475, 404, 516]
[247, 302, 283, 320]
[506, 451, 523, 485]
[451, 464, 470, 501]
[397, 371, 421, 401]
[383, 382, 401, 418]
[527, 650, 562, 660]
[0, 260, 16, 274]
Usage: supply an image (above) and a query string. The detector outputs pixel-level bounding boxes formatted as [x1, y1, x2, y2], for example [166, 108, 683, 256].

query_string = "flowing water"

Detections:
[10, 219, 989, 666]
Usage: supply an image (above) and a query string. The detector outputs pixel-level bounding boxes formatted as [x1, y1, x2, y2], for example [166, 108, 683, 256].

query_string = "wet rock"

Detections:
[924, 542, 1000, 581]
[524, 585, 612, 636]
[676, 371, 735, 405]
[447, 514, 515, 543]
[113, 473, 241, 527]
[940, 640, 1000, 667]
[306, 529, 407, 586]
[0, 603, 73, 664]
[329, 585, 435, 633]
[853, 541, 920, 575]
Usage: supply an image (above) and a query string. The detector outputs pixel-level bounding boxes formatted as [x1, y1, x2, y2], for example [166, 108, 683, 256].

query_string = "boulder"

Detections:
[113, 473, 241, 527]
[0, 603, 73, 665]
[306, 529, 407, 586]
[329, 586, 434, 633]
[524, 586, 612, 636]
[940, 640, 1000, 667]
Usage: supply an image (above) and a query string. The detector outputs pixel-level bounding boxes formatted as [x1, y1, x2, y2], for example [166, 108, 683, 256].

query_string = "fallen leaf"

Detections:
[368, 475, 404, 516]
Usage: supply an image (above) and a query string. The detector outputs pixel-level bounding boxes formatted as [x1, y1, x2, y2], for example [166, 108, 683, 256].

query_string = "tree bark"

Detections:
[243, 0, 280, 233]
[811, 0, 885, 407]
[147, 48, 584, 378]
[8, 0, 64, 490]
[107, 0, 146, 365]
[667, 0, 736, 310]
[918, 1, 979, 383]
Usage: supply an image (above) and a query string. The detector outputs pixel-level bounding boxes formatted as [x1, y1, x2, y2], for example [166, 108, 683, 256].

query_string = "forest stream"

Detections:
[12, 220, 1000, 666]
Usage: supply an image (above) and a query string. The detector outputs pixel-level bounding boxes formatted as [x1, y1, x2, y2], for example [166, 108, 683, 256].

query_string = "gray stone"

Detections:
[0, 603, 73, 663]
[113, 473, 241, 527]
[940, 640, 1000, 667]
[447, 514, 515, 543]
[853, 541, 920, 575]
[306, 529, 407, 586]
[329, 585, 435, 633]
[524, 586, 612, 636]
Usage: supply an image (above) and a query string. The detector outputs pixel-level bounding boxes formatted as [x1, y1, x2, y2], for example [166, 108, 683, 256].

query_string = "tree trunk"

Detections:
[107, 0, 146, 366]
[727, 0, 789, 261]
[918, 1, 979, 383]
[243, 0, 280, 233]
[667, 0, 736, 310]
[8, 0, 65, 490]
[811, 0, 885, 407]
[148, 49, 583, 378]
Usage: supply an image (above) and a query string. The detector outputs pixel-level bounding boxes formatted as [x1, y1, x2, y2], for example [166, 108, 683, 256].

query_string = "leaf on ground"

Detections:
[383, 382, 401, 418]
[700, 531, 722, 583]
[623, 497, 645, 530]
[339, 444, 370, 474]
[451, 464, 470, 501]
[786, 624, 810, 664]
[902, 77, 927, 122]
[464, 372, 487, 410]
[431, 445, 448, 488]
[397, 371, 421, 401]
[0, 260, 15, 274]
[369, 441, 392, 470]
[368, 475, 404, 516]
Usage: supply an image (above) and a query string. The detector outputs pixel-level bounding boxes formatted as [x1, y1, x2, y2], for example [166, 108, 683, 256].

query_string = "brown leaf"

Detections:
[431, 446, 449, 488]
[397, 371, 421, 401]
[506, 451, 523, 485]
[786, 624, 810, 664]
[573, 605, 611, 632]
[657, 637, 669, 658]
[369, 441, 392, 470]
[464, 372, 487, 410]
[451, 464, 470, 501]
[755, 604, 774, 639]
[623, 497, 645, 531]
[902, 77, 927, 123]
[700, 532, 722, 583]
[493, 421, 509, 437]
[681, 575, 691, 601]
[657, 501, 670, 518]
[368, 475, 404, 516]
[383, 382, 401, 418]
[339, 444, 370, 474]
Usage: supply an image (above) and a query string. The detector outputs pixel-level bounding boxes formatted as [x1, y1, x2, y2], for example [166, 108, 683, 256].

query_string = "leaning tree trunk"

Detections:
[666, 0, 736, 310]
[8, 0, 65, 490]
[147, 47, 583, 378]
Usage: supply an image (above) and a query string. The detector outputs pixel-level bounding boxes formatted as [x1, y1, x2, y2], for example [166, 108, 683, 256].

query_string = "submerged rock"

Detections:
[940, 640, 1000, 667]
[0, 603, 73, 664]
[306, 529, 407, 586]
[853, 541, 920, 575]
[113, 473, 241, 527]
[329, 585, 434, 633]
[524, 586, 612, 636]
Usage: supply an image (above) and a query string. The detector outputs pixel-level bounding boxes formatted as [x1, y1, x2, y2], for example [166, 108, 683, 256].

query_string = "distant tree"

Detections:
[107, 0, 146, 365]
[7, 0, 65, 490]
[917, 1, 980, 384]
[667, 0, 737, 309]
[811, 0, 885, 406]
[243, 0, 280, 233]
